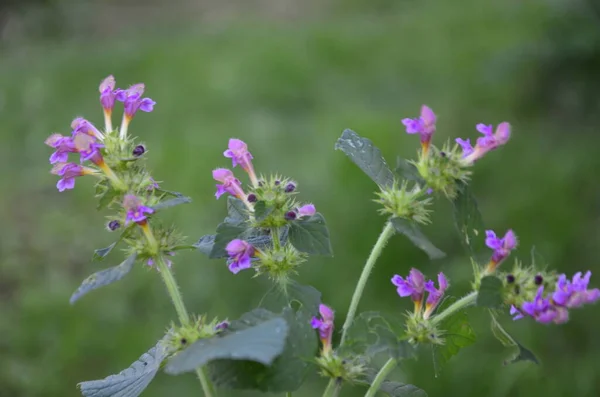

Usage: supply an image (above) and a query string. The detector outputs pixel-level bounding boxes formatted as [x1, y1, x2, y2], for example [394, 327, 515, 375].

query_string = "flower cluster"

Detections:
[44, 75, 189, 271]
[401, 105, 511, 199]
[311, 304, 335, 353]
[212, 138, 317, 283]
[510, 272, 600, 324]
[392, 268, 448, 320]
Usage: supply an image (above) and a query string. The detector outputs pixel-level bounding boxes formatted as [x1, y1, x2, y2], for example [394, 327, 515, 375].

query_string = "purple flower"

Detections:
[147, 252, 174, 269]
[213, 168, 246, 199]
[51, 162, 94, 192]
[223, 139, 258, 185]
[297, 204, 316, 218]
[116, 83, 156, 119]
[423, 272, 449, 319]
[402, 105, 437, 153]
[72, 117, 104, 141]
[392, 268, 426, 309]
[311, 304, 334, 352]
[460, 122, 511, 164]
[225, 239, 255, 274]
[509, 305, 524, 321]
[73, 133, 105, 165]
[45, 133, 77, 164]
[520, 286, 569, 324]
[99, 75, 117, 111]
[455, 138, 474, 158]
[485, 229, 517, 271]
[552, 272, 600, 308]
[123, 194, 154, 225]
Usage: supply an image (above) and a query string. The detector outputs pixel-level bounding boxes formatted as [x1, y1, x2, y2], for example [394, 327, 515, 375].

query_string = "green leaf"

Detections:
[226, 196, 248, 225]
[70, 254, 138, 304]
[342, 312, 415, 360]
[452, 183, 486, 263]
[78, 339, 166, 397]
[288, 213, 333, 256]
[477, 276, 504, 308]
[390, 218, 446, 260]
[361, 369, 428, 397]
[194, 234, 216, 256]
[260, 281, 321, 315]
[152, 195, 192, 210]
[254, 201, 273, 222]
[395, 156, 424, 183]
[490, 312, 539, 365]
[209, 307, 318, 392]
[335, 129, 395, 187]
[156, 189, 186, 198]
[432, 299, 476, 375]
[92, 242, 117, 261]
[165, 311, 289, 375]
[209, 223, 247, 258]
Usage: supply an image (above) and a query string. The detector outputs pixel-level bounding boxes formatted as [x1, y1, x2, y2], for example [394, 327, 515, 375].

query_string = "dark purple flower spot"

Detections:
[506, 274, 515, 283]
[534, 275, 543, 285]
[247, 193, 257, 203]
[274, 180, 281, 186]
[285, 183, 296, 193]
[132, 145, 146, 157]
[108, 220, 121, 231]
[285, 211, 297, 221]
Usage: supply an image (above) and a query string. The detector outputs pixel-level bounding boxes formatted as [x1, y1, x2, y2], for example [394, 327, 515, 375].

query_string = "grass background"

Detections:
[2, 0, 600, 396]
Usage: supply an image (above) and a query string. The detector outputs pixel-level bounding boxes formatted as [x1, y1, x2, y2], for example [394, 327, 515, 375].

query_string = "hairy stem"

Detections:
[156, 256, 216, 397]
[322, 379, 341, 397]
[341, 221, 395, 344]
[272, 227, 281, 250]
[430, 291, 478, 326]
[365, 358, 397, 397]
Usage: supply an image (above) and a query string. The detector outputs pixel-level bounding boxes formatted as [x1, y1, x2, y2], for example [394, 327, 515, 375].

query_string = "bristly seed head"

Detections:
[132, 144, 146, 157]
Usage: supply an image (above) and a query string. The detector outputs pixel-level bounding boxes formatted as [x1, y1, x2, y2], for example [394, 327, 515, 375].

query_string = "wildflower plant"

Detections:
[45, 77, 598, 397]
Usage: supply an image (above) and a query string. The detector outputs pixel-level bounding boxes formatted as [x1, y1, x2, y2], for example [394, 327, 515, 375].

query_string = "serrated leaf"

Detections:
[78, 339, 166, 397]
[226, 196, 248, 225]
[452, 183, 486, 263]
[209, 223, 247, 258]
[288, 213, 333, 256]
[477, 276, 504, 308]
[335, 129, 395, 187]
[209, 307, 318, 392]
[341, 312, 415, 360]
[166, 313, 288, 375]
[152, 196, 192, 210]
[254, 201, 272, 222]
[432, 299, 476, 375]
[390, 218, 445, 260]
[395, 156, 424, 183]
[70, 253, 138, 304]
[490, 312, 539, 365]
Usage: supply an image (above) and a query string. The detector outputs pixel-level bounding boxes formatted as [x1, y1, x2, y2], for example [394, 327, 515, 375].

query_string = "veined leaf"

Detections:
[288, 213, 333, 256]
[490, 312, 539, 365]
[451, 183, 486, 263]
[477, 276, 504, 308]
[209, 223, 247, 258]
[78, 339, 166, 397]
[226, 196, 248, 225]
[390, 218, 445, 260]
[395, 156, 424, 183]
[361, 368, 428, 397]
[335, 129, 395, 187]
[70, 253, 137, 304]
[152, 195, 192, 210]
[254, 201, 273, 222]
[166, 310, 288, 375]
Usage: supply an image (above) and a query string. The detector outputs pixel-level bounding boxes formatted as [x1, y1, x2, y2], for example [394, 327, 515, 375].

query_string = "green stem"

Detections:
[322, 380, 340, 397]
[272, 227, 281, 250]
[340, 222, 395, 344]
[156, 256, 216, 397]
[286, 393, 292, 397]
[430, 291, 478, 326]
[365, 358, 397, 397]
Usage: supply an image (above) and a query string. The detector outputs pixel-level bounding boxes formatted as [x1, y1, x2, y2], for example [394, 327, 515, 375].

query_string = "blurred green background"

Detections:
[2, 0, 600, 396]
